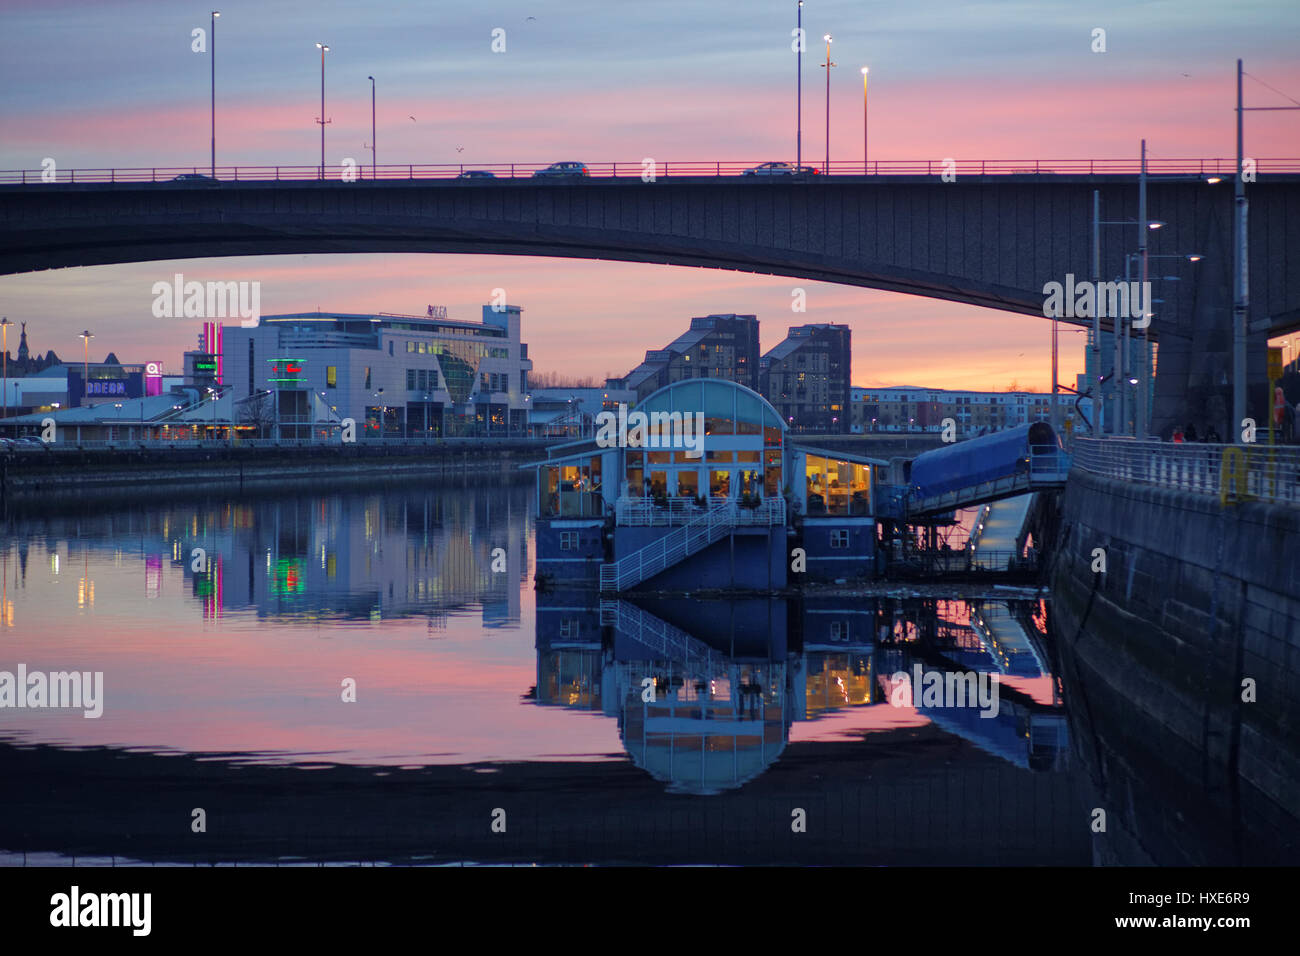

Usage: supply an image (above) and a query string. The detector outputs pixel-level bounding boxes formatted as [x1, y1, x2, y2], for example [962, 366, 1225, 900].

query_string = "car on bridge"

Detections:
[456, 170, 497, 179]
[742, 162, 820, 177]
[532, 162, 590, 179]
[171, 173, 219, 184]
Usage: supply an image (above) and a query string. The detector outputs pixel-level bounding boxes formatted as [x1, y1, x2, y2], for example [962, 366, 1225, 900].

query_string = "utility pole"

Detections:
[1091, 190, 1103, 434]
[1137, 139, 1149, 440]
[796, 2, 803, 170]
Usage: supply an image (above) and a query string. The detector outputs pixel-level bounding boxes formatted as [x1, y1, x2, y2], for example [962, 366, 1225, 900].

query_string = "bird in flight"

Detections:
[409, 115, 416, 122]
[456, 145, 464, 153]
[526, 15, 536, 21]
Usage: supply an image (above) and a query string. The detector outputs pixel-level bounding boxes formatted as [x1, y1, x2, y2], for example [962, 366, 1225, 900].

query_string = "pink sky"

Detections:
[1, 0, 1297, 391]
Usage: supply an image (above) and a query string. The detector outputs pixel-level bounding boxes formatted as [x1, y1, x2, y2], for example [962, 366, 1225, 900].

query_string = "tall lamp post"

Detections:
[210, 11, 219, 178]
[367, 75, 376, 179]
[860, 66, 869, 174]
[796, 1, 803, 170]
[79, 330, 93, 406]
[315, 42, 331, 179]
[1, 317, 10, 421]
[821, 35, 835, 174]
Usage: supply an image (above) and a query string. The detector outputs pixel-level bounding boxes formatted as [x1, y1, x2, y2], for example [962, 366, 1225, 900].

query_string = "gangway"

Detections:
[969, 602, 1047, 677]
[599, 497, 784, 592]
[906, 423, 1069, 518]
[969, 494, 1034, 570]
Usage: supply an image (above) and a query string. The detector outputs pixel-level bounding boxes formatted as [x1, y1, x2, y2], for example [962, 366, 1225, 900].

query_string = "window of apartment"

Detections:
[407, 342, 415, 353]
[407, 369, 417, 390]
[326, 366, 337, 388]
[388, 341, 394, 356]
[364, 367, 371, 389]
[559, 619, 580, 640]
[830, 530, 850, 549]
[559, 531, 579, 551]
[830, 620, 850, 641]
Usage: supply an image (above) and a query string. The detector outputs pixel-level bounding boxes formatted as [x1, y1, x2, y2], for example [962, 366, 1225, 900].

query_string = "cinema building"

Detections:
[222, 305, 532, 437]
[529, 379, 885, 591]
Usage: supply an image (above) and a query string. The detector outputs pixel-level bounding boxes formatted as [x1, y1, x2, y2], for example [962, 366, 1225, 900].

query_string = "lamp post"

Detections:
[821, 35, 835, 174]
[0, 317, 10, 421]
[210, 11, 219, 178]
[315, 43, 331, 178]
[79, 330, 93, 406]
[796, 2, 803, 171]
[367, 75, 376, 179]
[860, 66, 869, 174]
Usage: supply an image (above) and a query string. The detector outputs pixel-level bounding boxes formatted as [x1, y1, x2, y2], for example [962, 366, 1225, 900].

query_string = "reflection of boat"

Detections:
[601, 597, 792, 795]
[615, 659, 790, 795]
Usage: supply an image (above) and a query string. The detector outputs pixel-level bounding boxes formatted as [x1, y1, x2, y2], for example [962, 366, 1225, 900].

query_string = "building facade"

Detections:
[607, 314, 760, 402]
[850, 386, 1087, 436]
[222, 305, 532, 437]
[760, 323, 851, 434]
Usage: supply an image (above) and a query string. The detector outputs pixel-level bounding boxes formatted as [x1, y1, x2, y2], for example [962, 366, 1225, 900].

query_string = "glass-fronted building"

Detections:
[531, 379, 885, 589]
[222, 305, 532, 437]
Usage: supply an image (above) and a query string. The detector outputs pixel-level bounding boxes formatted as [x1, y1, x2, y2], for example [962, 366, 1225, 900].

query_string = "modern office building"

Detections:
[607, 314, 761, 402]
[222, 305, 533, 437]
[760, 323, 851, 434]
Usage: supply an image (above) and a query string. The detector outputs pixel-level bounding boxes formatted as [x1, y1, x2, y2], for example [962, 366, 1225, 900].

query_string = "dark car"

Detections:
[456, 170, 497, 179]
[171, 173, 219, 184]
[532, 161, 590, 179]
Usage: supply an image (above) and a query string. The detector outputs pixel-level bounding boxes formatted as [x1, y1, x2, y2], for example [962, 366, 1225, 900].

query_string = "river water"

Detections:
[0, 478, 1216, 865]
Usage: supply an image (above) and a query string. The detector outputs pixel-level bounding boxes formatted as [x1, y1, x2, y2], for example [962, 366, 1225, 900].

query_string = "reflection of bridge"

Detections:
[5, 167, 1300, 431]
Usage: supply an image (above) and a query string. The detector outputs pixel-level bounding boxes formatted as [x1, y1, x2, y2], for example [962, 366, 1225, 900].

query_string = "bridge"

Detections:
[3, 158, 1300, 434]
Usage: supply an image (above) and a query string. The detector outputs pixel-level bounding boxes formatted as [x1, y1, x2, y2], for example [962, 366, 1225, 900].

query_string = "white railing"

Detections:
[615, 496, 785, 527]
[599, 600, 721, 665]
[600, 498, 785, 592]
[1072, 437, 1300, 505]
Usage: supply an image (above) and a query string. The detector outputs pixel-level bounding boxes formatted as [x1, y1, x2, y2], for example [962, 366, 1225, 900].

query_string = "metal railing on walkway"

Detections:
[3, 158, 1296, 185]
[1071, 437, 1300, 506]
[614, 496, 785, 527]
[599, 600, 721, 666]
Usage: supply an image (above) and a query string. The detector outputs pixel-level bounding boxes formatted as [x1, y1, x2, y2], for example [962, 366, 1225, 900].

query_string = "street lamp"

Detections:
[0, 317, 10, 421]
[821, 35, 835, 174]
[367, 75, 376, 179]
[796, 2, 803, 171]
[79, 330, 93, 405]
[315, 43, 331, 178]
[210, 11, 220, 178]
[860, 66, 869, 174]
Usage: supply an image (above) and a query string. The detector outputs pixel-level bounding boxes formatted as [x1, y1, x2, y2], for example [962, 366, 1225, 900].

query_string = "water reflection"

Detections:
[535, 589, 1070, 794]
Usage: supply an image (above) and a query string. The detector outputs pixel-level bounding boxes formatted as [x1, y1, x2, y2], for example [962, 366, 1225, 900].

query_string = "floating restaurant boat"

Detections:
[526, 379, 888, 592]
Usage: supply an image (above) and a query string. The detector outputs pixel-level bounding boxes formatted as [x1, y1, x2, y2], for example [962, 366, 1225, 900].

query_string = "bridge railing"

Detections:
[3, 158, 1298, 185]
[1072, 437, 1300, 506]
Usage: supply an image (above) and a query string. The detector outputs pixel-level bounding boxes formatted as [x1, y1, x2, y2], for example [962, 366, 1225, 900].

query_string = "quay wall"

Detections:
[1050, 467, 1299, 864]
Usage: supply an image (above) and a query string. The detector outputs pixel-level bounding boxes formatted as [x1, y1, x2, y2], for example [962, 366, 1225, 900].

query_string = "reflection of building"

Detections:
[533, 594, 1070, 793]
[532, 379, 885, 588]
[178, 485, 528, 624]
[760, 323, 850, 434]
[223, 306, 532, 437]
[607, 314, 761, 403]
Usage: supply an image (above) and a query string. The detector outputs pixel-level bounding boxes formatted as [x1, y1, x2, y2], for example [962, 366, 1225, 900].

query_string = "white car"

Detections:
[743, 162, 796, 177]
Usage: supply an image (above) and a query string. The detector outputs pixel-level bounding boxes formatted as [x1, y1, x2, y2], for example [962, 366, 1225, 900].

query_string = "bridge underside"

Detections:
[3, 175, 1298, 437]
